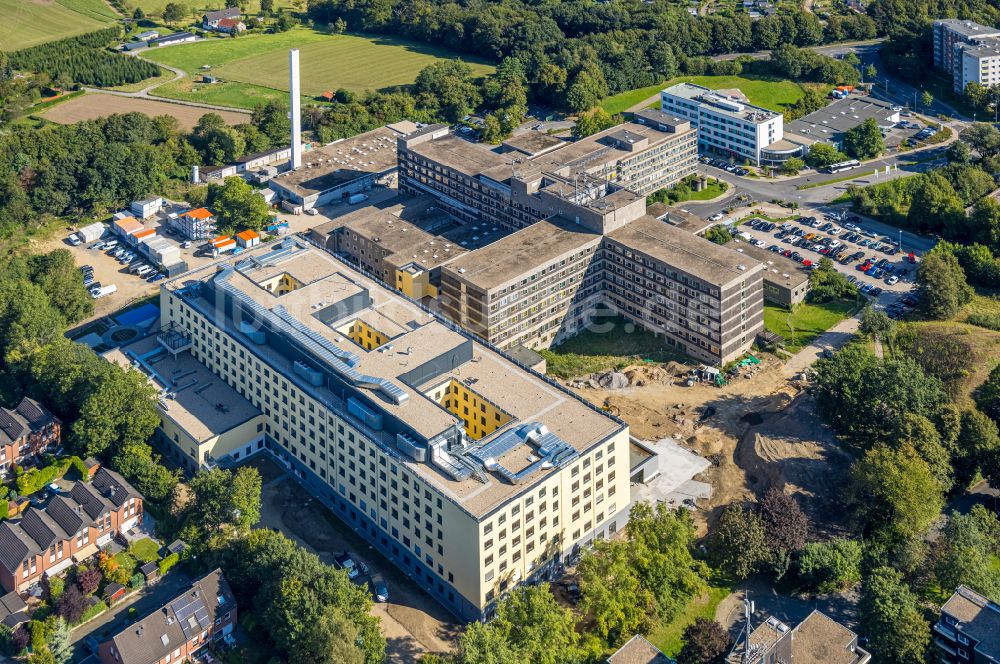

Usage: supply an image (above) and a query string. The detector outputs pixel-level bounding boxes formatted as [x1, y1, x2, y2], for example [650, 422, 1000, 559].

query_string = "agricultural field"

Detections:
[601, 75, 817, 115]
[0, 0, 117, 51]
[39, 92, 249, 130]
[123, 0, 299, 15]
[146, 29, 494, 97]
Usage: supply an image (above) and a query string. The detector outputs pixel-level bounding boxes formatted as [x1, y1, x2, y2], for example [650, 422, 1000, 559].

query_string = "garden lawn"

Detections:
[0, 0, 113, 50]
[146, 29, 495, 96]
[646, 583, 732, 657]
[601, 75, 813, 115]
[129, 537, 161, 563]
[764, 298, 858, 353]
[539, 315, 688, 378]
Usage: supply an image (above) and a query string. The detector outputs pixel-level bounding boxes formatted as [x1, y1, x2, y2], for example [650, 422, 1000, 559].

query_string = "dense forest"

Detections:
[10, 27, 159, 88]
[307, 0, 876, 107]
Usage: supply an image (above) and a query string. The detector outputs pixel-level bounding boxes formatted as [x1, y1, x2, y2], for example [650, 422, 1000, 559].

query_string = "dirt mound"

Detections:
[735, 393, 853, 529]
[597, 371, 629, 389]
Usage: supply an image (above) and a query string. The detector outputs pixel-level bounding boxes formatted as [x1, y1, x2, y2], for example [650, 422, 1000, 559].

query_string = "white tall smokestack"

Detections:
[289, 48, 302, 170]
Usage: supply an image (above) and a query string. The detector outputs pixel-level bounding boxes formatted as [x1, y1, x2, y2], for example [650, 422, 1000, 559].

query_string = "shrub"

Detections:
[967, 312, 1000, 331]
[76, 566, 101, 595]
[797, 539, 863, 593]
[158, 553, 179, 576]
[128, 573, 144, 590]
[28, 620, 47, 651]
[55, 586, 87, 624]
[69, 456, 89, 482]
[46, 576, 64, 601]
[15, 458, 71, 496]
[78, 599, 107, 624]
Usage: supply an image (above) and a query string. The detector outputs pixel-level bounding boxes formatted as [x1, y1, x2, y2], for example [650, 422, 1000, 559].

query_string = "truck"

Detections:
[90, 284, 117, 299]
[348, 193, 369, 206]
[281, 200, 303, 215]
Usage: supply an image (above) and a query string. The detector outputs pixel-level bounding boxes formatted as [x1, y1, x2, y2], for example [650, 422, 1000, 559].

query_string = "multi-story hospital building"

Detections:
[144, 239, 630, 620]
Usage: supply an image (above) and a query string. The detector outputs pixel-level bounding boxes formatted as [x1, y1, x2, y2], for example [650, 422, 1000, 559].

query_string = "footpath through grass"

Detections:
[540, 316, 688, 378]
[601, 74, 812, 115]
[764, 298, 859, 353]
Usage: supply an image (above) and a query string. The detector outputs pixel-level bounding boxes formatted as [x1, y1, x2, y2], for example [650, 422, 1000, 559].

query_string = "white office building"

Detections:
[661, 83, 786, 165]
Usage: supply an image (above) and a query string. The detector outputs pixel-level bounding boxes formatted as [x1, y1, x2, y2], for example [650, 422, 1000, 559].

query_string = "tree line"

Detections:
[9, 28, 159, 88]
[307, 0, 874, 112]
[0, 102, 290, 239]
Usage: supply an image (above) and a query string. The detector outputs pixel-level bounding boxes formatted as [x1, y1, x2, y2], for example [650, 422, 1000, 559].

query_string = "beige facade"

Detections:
[156, 239, 630, 619]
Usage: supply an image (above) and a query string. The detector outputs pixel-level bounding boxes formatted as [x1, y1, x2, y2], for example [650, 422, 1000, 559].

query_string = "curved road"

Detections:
[84, 50, 252, 116]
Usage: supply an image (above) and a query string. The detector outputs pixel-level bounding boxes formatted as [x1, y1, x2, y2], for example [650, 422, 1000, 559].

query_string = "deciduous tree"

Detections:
[858, 567, 930, 664]
[677, 618, 730, 664]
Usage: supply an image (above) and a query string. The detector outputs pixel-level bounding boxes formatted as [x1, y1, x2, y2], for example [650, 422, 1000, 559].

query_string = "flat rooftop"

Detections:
[404, 131, 512, 181]
[727, 240, 810, 290]
[104, 335, 261, 443]
[646, 202, 714, 234]
[269, 126, 403, 198]
[787, 96, 899, 140]
[662, 82, 779, 123]
[936, 18, 1000, 38]
[441, 216, 603, 291]
[324, 194, 488, 270]
[606, 214, 763, 287]
[789, 611, 869, 664]
[501, 131, 565, 157]
[165, 240, 623, 516]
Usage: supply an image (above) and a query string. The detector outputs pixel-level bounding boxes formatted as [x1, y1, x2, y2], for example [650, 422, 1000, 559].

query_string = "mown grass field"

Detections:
[146, 29, 495, 96]
[152, 76, 291, 110]
[0, 0, 116, 51]
[601, 75, 818, 115]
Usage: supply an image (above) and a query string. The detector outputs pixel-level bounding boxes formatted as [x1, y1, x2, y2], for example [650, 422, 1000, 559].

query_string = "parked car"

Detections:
[709, 212, 724, 222]
[886, 275, 899, 285]
[334, 553, 362, 580]
[370, 574, 389, 602]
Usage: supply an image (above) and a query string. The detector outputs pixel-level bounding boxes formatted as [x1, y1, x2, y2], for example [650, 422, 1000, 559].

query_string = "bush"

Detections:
[16, 458, 71, 496]
[46, 576, 64, 601]
[76, 566, 101, 595]
[796, 539, 863, 593]
[55, 586, 87, 624]
[704, 225, 733, 245]
[158, 553, 179, 576]
[967, 312, 1000, 331]
[128, 573, 144, 590]
[78, 599, 107, 625]
[69, 456, 89, 481]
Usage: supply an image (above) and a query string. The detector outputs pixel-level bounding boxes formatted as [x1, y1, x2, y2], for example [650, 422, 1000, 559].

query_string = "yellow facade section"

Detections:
[395, 266, 438, 300]
[431, 379, 513, 440]
[259, 272, 304, 295]
[338, 319, 391, 350]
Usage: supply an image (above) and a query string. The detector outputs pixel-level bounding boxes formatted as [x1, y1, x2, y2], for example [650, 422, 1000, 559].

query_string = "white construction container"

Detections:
[76, 222, 106, 243]
[91, 284, 117, 299]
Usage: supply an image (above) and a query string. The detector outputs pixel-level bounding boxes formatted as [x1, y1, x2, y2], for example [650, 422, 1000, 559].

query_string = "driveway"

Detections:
[70, 569, 192, 663]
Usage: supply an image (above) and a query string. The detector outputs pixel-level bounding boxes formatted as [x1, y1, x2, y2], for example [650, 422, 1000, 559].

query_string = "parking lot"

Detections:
[244, 456, 461, 662]
[737, 210, 922, 317]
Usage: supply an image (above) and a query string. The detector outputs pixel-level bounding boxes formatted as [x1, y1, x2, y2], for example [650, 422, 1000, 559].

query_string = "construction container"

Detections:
[76, 222, 106, 243]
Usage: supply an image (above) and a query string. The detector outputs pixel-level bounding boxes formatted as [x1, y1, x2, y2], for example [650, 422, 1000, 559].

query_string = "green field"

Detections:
[146, 29, 495, 97]
[0, 0, 116, 51]
[646, 583, 733, 657]
[764, 298, 858, 353]
[125, 0, 297, 15]
[601, 75, 812, 115]
[152, 76, 292, 110]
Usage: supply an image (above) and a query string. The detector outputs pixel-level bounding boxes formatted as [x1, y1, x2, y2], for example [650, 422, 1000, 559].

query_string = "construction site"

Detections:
[564, 354, 853, 534]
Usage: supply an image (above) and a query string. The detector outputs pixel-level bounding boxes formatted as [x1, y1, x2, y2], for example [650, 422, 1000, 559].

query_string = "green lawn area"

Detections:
[0, 0, 114, 50]
[796, 170, 877, 190]
[646, 583, 733, 657]
[764, 298, 859, 353]
[128, 537, 161, 563]
[539, 315, 688, 379]
[151, 76, 292, 110]
[145, 28, 495, 96]
[130, 0, 297, 14]
[601, 75, 815, 116]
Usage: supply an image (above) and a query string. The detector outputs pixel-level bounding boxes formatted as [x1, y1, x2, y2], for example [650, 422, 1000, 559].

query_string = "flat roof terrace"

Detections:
[441, 215, 603, 291]
[165, 240, 623, 516]
[606, 214, 763, 287]
[404, 132, 513, 180]
[104, 335, 261, 444]
[662, 82, 779, 123]
[786, 96, 899, 139]
[269, 126, 402, 199]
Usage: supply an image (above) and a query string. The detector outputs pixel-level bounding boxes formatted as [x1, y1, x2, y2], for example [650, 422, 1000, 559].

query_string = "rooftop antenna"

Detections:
[728, 595, 755, 663]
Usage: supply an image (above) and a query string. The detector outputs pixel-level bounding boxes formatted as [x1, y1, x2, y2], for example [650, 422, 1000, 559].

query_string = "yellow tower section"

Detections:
[429, 379, 513, 440]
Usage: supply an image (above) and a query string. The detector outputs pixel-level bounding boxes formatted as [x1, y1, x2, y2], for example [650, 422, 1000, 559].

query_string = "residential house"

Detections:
[98, 569, 236, 664]
[214, 18, 246, 34]
[0, 398, 60, 473]
[935, 585, 1000, 663]
[0, 468, 143, 593]
[202, 8, 241, 30]
[742, 610, 871, 664]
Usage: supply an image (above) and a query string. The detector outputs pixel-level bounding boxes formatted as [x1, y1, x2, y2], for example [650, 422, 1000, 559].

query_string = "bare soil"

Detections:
[568, 356, 850, 533]
[41, 93, 248, 130]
